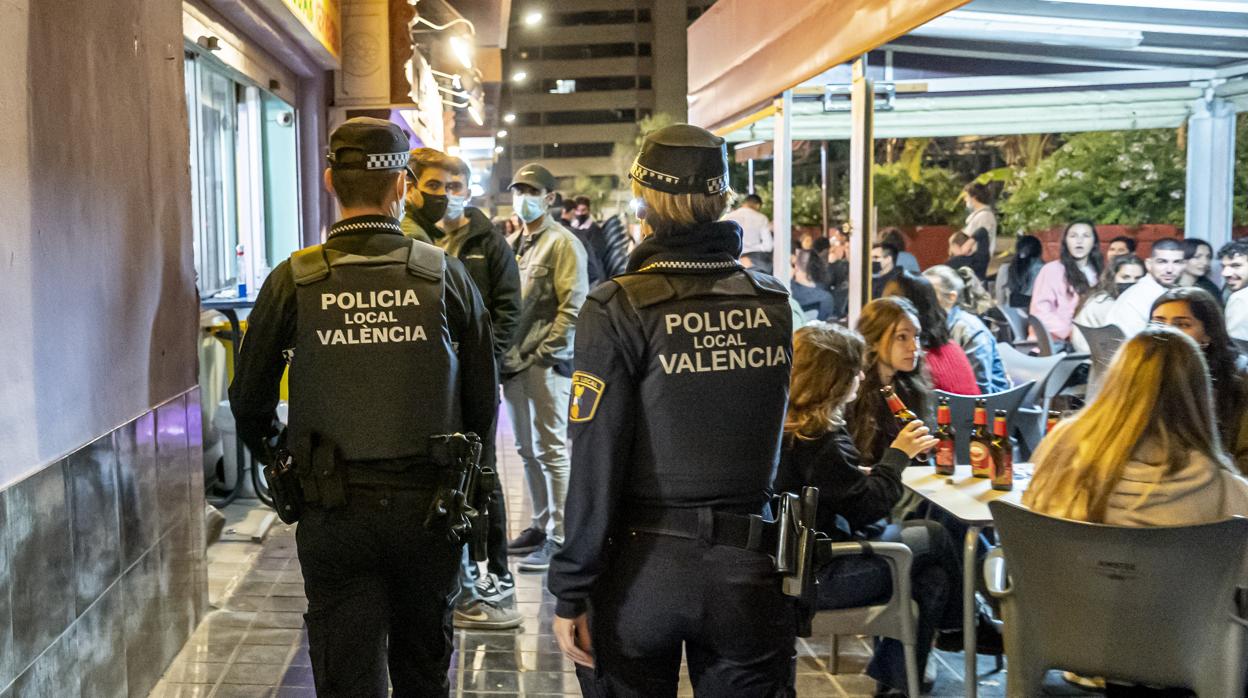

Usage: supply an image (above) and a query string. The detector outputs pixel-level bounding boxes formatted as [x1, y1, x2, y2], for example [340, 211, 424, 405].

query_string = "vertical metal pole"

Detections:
[773, 90, 793, 288]
[1185, 91, 1236, 251]
[820, 141, 830, 236]
[748, 158, 755, 195]
[847, 56, 875, 327]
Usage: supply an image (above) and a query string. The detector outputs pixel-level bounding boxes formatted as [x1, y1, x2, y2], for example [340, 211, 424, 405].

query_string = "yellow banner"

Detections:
[282, 0, 341, 59]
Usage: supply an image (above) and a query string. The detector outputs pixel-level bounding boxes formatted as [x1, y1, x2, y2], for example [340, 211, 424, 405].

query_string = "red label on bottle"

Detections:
[886, 394, 906, 415]
[969, 442, 991, 477]
[936, 441, 955, 474]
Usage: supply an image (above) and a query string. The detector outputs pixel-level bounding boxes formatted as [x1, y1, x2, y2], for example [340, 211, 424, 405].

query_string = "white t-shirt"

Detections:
[723, 206, 772, 254]
[1109, 274, 1167, 338]
[1226, 287, 1248, 342]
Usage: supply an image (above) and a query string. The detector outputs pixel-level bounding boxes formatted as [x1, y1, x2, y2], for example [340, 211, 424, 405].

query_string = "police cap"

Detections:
[508, 163, 558, 192]
[327, 117, 414, 177]
[629, 124, 729, 196]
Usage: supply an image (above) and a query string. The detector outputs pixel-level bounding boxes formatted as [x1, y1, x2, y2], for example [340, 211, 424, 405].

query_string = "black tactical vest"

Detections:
[287, 239, 460, 465]
[611, 267, 793, 510]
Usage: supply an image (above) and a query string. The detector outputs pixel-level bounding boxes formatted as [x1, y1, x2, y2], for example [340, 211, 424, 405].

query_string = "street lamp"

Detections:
[512, 70, 528, 82]
[503, 113, 516, 124]
[523, 11, 543, 26]
[497, 129, 508, 139]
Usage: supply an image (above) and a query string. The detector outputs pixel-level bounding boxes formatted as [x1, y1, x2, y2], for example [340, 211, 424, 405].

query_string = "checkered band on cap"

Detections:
[366, 151, 411, 171]
[630, 158, 729, 195]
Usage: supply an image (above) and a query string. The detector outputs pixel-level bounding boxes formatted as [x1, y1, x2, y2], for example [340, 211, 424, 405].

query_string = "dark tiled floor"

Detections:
[151, 418, 1103, 697]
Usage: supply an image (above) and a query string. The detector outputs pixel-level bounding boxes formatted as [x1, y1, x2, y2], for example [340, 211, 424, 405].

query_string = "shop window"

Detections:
[185, 54, 239, 296]
[551, 79, 577, 94]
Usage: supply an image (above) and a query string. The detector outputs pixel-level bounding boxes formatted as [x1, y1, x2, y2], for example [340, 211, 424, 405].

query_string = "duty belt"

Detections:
[622, 506, 780, 553]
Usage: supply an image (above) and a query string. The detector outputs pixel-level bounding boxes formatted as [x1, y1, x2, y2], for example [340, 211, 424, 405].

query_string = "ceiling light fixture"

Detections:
[524, 11, 543, 26]
[468, 105, 484, 126]
[449, 35, 474, 70]
[497, 130, 509, 138]
[503, 113, 517, 124]
[1043, 0, 1248, 13]
[512, 70, 528, 82]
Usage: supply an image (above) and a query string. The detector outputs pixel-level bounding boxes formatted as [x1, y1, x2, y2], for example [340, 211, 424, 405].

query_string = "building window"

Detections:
[544, 142, 615, 158]
[544, 10, 641, 26]
[512, 144, 542, 159]
[550, 79, 577, 94]
[539, 76, 639, 92]
[639, 75, 652, 89]
[185, 50, 301, 297]
[540, 109, 638, 126]
[534, 43, 652, 60]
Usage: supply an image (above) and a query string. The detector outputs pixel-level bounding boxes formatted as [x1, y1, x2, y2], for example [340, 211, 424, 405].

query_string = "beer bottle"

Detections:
[1046, 410, 1062, 434]
[969, 399, 992, 478]
[881, 386, 929, 463]
[990, 409, 1014, 491]
[934, 396, 956, 476]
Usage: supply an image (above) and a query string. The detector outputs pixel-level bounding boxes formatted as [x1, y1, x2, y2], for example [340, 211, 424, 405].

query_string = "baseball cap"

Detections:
[508, 163, 558, 192]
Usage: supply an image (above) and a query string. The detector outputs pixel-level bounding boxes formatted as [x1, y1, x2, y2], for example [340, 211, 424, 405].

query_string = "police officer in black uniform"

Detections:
[229, 117, 497, 697]
[547, 124, 796, 697]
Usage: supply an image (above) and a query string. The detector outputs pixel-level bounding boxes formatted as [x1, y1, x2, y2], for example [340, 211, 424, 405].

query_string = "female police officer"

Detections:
[548, 124, 795, 697]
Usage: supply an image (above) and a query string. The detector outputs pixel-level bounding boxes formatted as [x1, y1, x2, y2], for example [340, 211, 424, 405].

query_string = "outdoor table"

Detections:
[901, 463, 1032, 698]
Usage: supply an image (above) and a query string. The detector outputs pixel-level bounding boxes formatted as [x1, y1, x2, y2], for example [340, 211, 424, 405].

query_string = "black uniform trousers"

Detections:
[296, 485, 461, 697]
[576, 533, 796, 698]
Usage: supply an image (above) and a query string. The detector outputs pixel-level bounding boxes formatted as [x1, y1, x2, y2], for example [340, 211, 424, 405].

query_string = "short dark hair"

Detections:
[1108, 235, 1137, 253]
[743, 194, 763, 206]
[573, 195, 592, 208]
[1151, 237, 1184, 256]
[880, 227, 907, 252]
[963, 181, 995, 206]
[1218, 239, 1248, 261]
[561, 198, 577, 213]
[872, 242, 899, 263]
[330, 169, 401, 208]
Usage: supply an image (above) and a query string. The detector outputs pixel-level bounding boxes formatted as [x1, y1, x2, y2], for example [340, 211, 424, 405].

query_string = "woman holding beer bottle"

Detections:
[846, 296, 935, 465]
[775, 321, 958, 697]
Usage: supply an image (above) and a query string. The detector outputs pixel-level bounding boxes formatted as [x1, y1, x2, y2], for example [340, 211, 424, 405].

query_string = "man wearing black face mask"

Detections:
[401, 147, 457, 243]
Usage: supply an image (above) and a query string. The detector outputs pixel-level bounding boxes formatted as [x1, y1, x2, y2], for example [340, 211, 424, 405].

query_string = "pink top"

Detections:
[1028, 260, 1097, 341]
[925, 342, 982, 396]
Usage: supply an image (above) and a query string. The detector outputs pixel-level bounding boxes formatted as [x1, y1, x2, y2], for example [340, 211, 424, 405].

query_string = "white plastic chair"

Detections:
[813, 541, 921, 698]
[985, 501, 1248, 698]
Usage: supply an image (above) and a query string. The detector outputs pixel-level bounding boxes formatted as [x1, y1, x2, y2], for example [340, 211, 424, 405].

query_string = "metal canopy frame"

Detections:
[700, 0, 1247, 324]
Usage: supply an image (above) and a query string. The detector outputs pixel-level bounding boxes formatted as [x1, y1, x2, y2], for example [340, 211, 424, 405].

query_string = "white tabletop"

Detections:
[901, 464, 1032, 526]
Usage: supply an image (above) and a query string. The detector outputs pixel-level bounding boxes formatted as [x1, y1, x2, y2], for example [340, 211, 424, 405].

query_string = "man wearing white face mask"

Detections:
[502, 163, 589, 572]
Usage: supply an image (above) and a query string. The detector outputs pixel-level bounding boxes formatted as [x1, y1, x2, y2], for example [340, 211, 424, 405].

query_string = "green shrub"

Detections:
[999, 129, 1186, 233]
[873, 161, 965, 227]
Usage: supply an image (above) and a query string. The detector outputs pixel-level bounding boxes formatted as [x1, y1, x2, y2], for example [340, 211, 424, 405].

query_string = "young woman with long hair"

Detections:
[994, 234, 1044, 313]
[1180, 238, 1220, 298]
[1024, 325, 1248, 524]
[1070, 254, 1146, 353]
[882, 270, 981, 396]
[1029, 221, 1105, 344]
[1151, 287, 1248, 475]
[846, 297, 937, 465]
[774, 322, 952, 697]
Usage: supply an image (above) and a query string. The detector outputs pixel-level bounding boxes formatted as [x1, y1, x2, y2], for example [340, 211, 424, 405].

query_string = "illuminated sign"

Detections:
[281, 0, 341, 59]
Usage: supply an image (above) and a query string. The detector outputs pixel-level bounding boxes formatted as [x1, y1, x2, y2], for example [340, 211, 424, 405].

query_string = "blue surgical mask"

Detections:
[443, 194, 467, 222]
[514, 192, 546, 223]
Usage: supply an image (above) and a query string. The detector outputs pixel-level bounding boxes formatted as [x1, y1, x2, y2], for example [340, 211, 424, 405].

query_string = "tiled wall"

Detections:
[0, 388, 207, 697]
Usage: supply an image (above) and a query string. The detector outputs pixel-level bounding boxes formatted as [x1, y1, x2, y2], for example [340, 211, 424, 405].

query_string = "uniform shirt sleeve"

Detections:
[229, 263, 296, 461]
[548, 290, 638, 618]
[444, 255, 499, 440]
[532, 234, 588, 365]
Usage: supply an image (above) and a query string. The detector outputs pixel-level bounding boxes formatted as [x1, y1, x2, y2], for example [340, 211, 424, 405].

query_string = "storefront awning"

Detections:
[686, 0, 972, 130]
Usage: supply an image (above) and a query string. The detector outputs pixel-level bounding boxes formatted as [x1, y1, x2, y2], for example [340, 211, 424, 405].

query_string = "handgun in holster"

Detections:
[263, 430, 306, 525]
[424, 433, 492, 561]
[773, 486, 821, 637]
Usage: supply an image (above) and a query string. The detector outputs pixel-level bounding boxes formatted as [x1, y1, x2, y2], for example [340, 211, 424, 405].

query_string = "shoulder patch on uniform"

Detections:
[587, 280, 621, 304]
[569, 371, 606, 423]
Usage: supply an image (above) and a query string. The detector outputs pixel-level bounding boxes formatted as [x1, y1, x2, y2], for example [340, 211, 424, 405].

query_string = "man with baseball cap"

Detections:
[548, 124, 795, 695]
[230, 116, 497, 696]
[500, 162, 588, 573]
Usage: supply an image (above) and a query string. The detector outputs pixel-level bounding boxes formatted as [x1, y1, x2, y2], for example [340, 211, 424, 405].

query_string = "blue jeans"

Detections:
[816, 520, 960, 692]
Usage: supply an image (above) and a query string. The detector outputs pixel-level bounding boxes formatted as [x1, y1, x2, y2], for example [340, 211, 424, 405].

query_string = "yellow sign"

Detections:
[282, 0, 341, 59]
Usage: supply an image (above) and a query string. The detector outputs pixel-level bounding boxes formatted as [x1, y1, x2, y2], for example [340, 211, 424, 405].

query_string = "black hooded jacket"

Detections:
[430, 207, 522, 363]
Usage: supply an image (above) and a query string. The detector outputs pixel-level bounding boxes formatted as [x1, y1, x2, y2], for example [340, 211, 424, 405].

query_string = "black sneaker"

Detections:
[507, 527, 547, 555]
[474, 572, 516, 603]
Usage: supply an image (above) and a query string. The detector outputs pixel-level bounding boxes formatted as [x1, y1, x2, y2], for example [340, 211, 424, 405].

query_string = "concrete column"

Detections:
[772, 89, 793, 288]
[1185, 92, 1236, 251]
[848, 56, 875, 327]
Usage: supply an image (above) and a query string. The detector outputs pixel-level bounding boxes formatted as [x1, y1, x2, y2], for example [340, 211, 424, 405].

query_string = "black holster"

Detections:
[423, 433, 489, 560]
[775, 487, 820, 637]
[264, 449, 306, 524]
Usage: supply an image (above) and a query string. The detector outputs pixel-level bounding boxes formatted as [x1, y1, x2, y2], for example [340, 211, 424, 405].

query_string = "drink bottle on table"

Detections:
[990, 409, 1014, 492]
[934, 396, 956, 476]
[969, 398, 991, 478]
